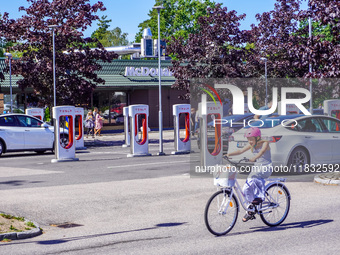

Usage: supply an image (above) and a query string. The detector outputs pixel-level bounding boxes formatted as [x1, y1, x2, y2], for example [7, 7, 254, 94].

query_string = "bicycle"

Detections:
[204, 156, 291, 236]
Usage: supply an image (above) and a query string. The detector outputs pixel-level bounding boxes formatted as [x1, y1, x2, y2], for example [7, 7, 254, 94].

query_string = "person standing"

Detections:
[190, 108, 196, 136]
[85, 110, 95, 138]
[94, 110, 104, 136]
[93, 107, 98, 133]
[93, 107, 98, 118]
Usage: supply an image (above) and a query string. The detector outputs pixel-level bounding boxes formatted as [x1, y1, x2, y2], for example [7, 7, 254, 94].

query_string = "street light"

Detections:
[4, 52, 13, 113]
[260, 57, 268, 106]
[153, 5, 165, 156]
[308, 7, 313, 114]
[48, 25, 59, 108]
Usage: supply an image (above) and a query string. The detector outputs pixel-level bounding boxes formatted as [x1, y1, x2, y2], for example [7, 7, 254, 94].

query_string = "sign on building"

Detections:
[125, 67, 174, 77]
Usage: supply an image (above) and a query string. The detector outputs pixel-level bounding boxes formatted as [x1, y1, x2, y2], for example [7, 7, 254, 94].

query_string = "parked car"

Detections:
[228, 114, 340, 172]
[312, 108, 324, 115]
[113, 114, 124, 124]
[0, 114, 66, 156]
[103, 110, 119, 119]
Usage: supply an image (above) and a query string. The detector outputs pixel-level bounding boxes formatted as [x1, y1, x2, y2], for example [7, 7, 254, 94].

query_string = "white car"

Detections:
[0, 114, 65, 156]
[228, 115, 340, 172]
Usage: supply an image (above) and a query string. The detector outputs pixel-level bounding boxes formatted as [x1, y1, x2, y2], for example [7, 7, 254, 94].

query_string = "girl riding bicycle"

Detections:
[226, 127, 272, 222]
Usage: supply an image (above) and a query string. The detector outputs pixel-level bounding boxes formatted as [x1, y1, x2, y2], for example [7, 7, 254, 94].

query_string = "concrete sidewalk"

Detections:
[314, 172, 340, 186]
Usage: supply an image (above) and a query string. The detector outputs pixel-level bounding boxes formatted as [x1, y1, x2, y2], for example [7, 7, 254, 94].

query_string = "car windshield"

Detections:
[244, 114, 304, 129]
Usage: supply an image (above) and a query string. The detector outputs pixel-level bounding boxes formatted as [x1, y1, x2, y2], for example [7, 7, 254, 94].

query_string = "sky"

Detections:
[2, 0, 308, 43]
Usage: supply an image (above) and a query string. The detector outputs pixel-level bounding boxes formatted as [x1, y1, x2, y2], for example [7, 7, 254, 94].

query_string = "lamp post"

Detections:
[260, 57, 268, 106]
[4, 52, 13, 113]
[153, 5, 165, 156]
[308, 7, 313, 114]
[48, 25, 59, 107]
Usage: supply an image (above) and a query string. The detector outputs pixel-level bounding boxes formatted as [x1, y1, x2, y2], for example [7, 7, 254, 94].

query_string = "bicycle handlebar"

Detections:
[223, 155, 250, 166]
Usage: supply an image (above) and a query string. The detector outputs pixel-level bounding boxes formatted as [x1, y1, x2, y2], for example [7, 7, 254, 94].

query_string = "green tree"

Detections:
[100, 27, 129, 47]
[91, 15, 112, 41]
[91, 16, 129, 47]
[135, 0, 216, 43]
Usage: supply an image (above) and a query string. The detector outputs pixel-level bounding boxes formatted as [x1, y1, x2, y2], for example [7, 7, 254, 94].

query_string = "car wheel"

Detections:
[0, 140, 4, 156]
[287, 147, 310, 173]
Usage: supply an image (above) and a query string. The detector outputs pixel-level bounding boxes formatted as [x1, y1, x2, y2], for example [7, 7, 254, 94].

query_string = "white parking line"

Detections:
[107, 160, 190, 169]
[85, 151, 126, 155]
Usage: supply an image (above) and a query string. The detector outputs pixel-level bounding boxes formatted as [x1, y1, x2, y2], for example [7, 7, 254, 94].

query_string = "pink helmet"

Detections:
[244, 127, 261, 138]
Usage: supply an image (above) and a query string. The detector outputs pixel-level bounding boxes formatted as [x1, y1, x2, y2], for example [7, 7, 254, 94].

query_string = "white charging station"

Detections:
[75, 107, 86, 150]
[127, 105, 151, 157]
[25, 108, 44, 120]
[199, 101, 223, 167]
[51, 106, 79, 163]
[171, 104, 191, 154]
[324, 99, 340, 120]
[122, 106, 130, 148]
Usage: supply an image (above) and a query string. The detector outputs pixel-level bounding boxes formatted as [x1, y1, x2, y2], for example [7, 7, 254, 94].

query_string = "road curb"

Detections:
[0, 219, 42, 241]
[314, 173, 340, 186]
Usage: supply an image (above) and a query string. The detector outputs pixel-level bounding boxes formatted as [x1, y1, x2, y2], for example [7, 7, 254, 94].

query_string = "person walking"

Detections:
[93, 107, 98, 134]
[85, 110, 95, 138]
[94, 110, 104, 136]
[190, 108, 197, 136]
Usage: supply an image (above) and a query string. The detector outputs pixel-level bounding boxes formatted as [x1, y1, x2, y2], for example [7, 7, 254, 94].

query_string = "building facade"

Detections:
[0, 58, 189, 128]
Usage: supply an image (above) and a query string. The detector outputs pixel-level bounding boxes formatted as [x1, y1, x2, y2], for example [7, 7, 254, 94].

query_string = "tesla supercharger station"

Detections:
[324, 99, 340, 120]
[200, 101, 223, 168]
[171, 104, 191, 155]
[51, 106, 79, 163]
[75, 107, 86, 150]
[127, 105, 151, 157]
[122, 106, 130, 148]
[25, 108, 44, 120]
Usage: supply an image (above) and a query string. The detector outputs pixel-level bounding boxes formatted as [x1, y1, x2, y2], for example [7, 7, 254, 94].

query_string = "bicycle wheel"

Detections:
[204, 189, 239, 236]
[260, 183, 290, 227]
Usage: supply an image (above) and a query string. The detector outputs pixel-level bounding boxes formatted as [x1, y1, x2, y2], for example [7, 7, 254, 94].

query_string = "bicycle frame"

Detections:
[216, 157, 290, 215]
[218, 176, 289, 215]
[206, 157, 291, 236]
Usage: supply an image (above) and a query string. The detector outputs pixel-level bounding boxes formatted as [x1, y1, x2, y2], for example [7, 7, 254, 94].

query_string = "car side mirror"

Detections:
[41, 123, 49, 128]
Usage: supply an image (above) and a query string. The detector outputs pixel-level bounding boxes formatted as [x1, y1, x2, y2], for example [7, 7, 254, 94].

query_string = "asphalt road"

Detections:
[0, 142, 339, 254]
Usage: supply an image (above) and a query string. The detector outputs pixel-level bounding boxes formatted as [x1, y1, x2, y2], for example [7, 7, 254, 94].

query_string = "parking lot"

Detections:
[0, 135, 339, 254]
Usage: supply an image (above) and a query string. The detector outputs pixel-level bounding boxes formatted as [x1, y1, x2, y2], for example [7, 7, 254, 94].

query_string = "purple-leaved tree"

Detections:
[0, 0, 118, 106]
[168, 0, 339, 103]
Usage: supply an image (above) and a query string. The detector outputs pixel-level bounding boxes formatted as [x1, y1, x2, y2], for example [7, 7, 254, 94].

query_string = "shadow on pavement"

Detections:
[2, 222, 187, 246]
[1, 152, 54, 158]
[219, 219, 333, 238]
[0, 180, 44, 186]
